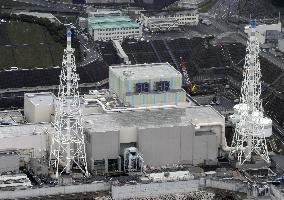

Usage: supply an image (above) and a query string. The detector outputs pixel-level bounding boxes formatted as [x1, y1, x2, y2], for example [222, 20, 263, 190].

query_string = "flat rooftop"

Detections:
[110, 63, 181, 80]
[142, 9, 198, 17]
[25, 92, 54, 106]
[0, 110, 24, 124]
[0, 123, 52, 139]
[88, 16, 140, 29]
[84, 106, 224, 132]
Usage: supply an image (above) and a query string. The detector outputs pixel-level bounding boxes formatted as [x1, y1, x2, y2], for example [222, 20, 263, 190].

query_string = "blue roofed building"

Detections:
[88, 15, 142, 41]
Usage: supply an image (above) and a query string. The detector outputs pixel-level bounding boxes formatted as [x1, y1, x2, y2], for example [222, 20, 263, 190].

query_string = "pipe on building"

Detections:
[194, 122, 242, 152]
[85, 99, 177, 113]
[88, 98, 244, 152]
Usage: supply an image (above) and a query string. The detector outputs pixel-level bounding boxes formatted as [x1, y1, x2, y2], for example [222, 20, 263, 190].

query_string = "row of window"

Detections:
[177, 17, 197, 21]
[98, 31, 140, 35]
[97, 27, 139, 32]
[98, 35, 138, 40]
[152, 14, 197, 18]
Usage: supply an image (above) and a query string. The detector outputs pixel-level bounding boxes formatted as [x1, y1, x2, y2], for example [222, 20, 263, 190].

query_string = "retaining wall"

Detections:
[112, 180, 200, 199]
[0, 182, 110, 200]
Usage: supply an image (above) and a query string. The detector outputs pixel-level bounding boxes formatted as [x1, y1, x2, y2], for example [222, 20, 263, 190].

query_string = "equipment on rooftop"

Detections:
[179, 56, 197, 95]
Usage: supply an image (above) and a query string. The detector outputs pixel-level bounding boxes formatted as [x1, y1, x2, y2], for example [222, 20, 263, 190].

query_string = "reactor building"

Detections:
[0, 62, 227, 174]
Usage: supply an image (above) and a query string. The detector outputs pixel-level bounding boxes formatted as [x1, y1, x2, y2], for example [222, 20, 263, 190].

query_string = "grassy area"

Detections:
[198, 0, 218, 13]
[0, 47, 15, 67]
[0, 22, 64, 69]
[0, 0, 43, 8]
[6, 22, 46, 45]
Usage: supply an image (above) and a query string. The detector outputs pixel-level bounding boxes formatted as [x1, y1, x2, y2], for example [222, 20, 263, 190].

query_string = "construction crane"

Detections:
[179, 56, 197, 95]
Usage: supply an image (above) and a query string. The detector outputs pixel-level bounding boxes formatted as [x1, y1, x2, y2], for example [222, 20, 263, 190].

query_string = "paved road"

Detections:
[0, 79, 108, 94]
[77, 31, 101, 67]
[13, 0, 84, 12]
[208, 0, 240, 20]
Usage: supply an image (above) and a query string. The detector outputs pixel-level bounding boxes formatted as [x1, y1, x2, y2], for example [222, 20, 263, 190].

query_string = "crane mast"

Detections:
[179, 56, 196, 94]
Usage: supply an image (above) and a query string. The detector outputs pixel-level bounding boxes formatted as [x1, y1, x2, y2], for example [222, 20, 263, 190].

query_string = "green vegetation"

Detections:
[198, 0, 218, 13]
[0, 0, 44, 8]
[6, 22, 46, 45]
[0, 14, 82, 69]
[0, 22, 63, 68]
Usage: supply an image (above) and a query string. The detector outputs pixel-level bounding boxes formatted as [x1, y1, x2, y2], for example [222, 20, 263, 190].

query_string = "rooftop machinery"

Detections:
[179, 56, 197, 94]
[49, 25, 89, 178]
[229, 20, 272, 165]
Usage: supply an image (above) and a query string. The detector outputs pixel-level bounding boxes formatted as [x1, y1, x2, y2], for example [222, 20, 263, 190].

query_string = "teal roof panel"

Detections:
[88, 16, 140, 30]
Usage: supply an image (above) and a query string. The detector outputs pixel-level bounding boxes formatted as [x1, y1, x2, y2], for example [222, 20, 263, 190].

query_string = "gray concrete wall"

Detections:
[137, 125, 195, 166]
[137, 124, 219, 166]
[112, 178, 247, 199]
[0, 182, 110, 200]
[86, 130, 120, 162]
[180, 125, 194, 163]
[205, 179, 246, 193]
[112, 180, 200, 199]
[193, 134, 218, 165]
[0, 155, 19, 174]
[138, 126, 184, 166]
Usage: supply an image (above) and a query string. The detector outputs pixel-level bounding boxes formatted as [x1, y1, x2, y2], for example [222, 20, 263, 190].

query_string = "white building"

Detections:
[245, 22, 282, 45]
[140, 10, 199, 32]
[24, 92, 54, 123]
[86, 8, 122, 17]
[177, 0, 205, 9]
[88, 16, 142, 41]
[109, 63, 187, 107]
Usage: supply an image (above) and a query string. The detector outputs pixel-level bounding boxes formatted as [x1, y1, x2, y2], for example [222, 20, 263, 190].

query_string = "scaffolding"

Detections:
[49, 26, 89, 178]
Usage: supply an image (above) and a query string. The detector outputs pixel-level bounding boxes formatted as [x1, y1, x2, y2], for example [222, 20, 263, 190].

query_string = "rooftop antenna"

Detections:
[49, 24, 89, 178]
[229, 19, 272, 166]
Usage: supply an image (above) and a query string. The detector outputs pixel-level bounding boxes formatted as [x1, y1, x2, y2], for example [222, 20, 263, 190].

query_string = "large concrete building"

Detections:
[177, 0, 205, 9]
[84, 105, 224, 169]
[0, 62, 226, 174]
[86, 8, 122, 18]
[88, 16, 142, 41]
[140, 10, 199, 32]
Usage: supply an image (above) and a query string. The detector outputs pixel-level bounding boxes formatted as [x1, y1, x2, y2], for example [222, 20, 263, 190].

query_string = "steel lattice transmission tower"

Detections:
[49, 25, 89, 178]
[229, 20, 272, 165]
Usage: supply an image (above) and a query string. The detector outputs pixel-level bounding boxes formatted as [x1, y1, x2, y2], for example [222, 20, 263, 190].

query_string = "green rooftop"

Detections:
[88, 16, 140, 30]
